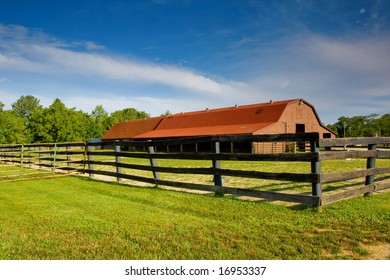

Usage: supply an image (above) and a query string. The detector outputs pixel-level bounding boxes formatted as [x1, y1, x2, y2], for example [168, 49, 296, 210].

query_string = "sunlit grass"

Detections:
[0, 176, 389, 260]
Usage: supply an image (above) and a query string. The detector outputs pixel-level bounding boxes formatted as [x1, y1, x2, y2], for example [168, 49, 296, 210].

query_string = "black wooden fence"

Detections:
[1, 133, 389, 206]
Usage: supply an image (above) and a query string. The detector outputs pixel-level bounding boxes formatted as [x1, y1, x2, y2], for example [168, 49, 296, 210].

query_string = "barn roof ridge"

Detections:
[169, 98, 300, 117]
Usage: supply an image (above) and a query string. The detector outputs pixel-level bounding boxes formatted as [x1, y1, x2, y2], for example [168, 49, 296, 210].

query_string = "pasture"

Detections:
[0, 175, 389, 260]
[1, 134, 390, 205]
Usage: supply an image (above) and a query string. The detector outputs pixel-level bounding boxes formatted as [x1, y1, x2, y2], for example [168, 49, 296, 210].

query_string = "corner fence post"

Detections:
[147, 141, 160, 186]
[115, 144, 122, 183]
[365, 142, 377, 193]
[310, 136, 322, 199]
[212, 140, 223, 189]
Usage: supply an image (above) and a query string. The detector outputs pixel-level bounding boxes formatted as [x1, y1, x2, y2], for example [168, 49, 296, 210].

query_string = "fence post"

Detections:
[212, 140, 223, 190]
[115, 144, 122, 183]
[20, 144, 24, 168]
[50, 144, 57, 173]
[365, 143, 377, 193]
[310, 137, 322, 200]
[39, 145, 42, 168]
[87, 144, 94, 178]
[20, 144, 24, 179]
[66, 145, 72, 171]
[27, 146, 32, 167]
[147, 141, 160, 185]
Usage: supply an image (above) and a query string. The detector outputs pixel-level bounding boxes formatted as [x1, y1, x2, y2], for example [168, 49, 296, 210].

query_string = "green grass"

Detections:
[0, 164, 59, 181]
[84, 154, 390, 193]
[0, 176, 389, 260]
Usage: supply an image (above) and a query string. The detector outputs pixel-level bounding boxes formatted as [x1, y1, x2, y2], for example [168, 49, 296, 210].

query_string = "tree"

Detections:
[11, 95, 42, 125]
[160, 110, 172, 116]
[89, 105, 110, 138]
[332, 113, 387, 137]
[108, 108, 150, 126]
[28, 98, 87, 142]
[376, 114, 390, 136]
[333, 116, 351, 137]
[0, 110, 29, 144]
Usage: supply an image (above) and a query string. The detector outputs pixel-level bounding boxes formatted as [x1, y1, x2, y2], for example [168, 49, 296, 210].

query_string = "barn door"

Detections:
[296, 124, 306, 151]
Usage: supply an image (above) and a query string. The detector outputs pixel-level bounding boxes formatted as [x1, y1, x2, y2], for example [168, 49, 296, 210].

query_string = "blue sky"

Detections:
[0, 0, 389, 124]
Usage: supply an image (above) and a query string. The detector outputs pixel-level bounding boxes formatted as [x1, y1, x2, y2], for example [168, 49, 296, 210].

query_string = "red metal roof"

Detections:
[102, 116, 164, 140]
[134, 100, 292, 139]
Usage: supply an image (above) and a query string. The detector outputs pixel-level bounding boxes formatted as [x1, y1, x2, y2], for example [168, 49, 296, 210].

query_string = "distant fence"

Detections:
[1, 133, 390, 206]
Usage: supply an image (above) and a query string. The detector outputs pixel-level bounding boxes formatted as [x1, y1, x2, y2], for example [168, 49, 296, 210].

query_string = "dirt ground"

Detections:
[363, 243, 390, 260]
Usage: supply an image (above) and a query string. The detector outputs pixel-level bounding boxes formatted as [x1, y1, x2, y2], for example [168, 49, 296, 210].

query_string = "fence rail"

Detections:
[1, 133, 390, 206]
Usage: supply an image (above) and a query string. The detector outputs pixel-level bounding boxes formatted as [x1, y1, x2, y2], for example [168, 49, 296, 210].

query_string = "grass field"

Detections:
[82, 157, 390, 197]
[0, 175, 389, 260]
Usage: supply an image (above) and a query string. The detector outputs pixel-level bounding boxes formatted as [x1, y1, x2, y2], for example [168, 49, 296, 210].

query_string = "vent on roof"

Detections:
[255, 109, 263, 114]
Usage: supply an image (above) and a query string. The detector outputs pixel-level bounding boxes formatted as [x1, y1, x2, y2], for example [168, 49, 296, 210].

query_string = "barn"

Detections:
[102, 98, 336, 153]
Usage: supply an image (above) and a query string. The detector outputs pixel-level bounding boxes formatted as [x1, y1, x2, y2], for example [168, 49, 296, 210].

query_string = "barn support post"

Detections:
[212, 140, 223, 190]
[115, 144, 122, 183]
[310, 137, 322, 201]
[87, 144, 94, 178]
[147, 141, 160, 186]
[364, 143, 377, 195]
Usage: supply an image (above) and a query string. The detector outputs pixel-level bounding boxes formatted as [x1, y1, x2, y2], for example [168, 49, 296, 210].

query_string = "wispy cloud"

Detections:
[0, 76, 10, 83]
[245, 32, 390, 123]
[304, 35, 390, 73]
[0, 24, 245, 95]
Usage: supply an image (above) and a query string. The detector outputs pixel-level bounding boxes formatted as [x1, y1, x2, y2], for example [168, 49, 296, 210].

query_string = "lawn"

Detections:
[85, 156, 390, 196]
[0, 176, 389, 260]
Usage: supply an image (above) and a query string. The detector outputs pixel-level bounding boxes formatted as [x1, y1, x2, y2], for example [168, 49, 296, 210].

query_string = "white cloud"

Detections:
[60, 93, 213, 117]
[246, 33, 390, 123]
[0, 24, 244, 96]
[85, 41, 105, 50]
[279, 80, 290, 88]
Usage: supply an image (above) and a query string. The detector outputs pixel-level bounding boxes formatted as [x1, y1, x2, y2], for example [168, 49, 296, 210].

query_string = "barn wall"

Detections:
[252, 100, 335, 154]
[279, 100, 335, 138]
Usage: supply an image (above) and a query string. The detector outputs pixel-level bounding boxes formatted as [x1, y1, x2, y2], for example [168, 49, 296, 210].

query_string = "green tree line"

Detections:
[1, 95, 389, 144]
[327, 114, 390, 138]
[0, 95, 149, 144]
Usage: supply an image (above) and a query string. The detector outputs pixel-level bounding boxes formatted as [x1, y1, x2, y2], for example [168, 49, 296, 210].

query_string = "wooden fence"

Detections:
[1, 133, 389, 206]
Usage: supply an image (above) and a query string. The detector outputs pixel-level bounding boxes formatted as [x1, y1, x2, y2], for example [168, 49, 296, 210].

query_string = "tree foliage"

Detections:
[331, 114, 390, 137]
[0, 110, 29, 144]
[108, 108, 149, 125]
[0, 95, 153, 144]
[11, 95, 42, 124]
[28, 99, 88, 142]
